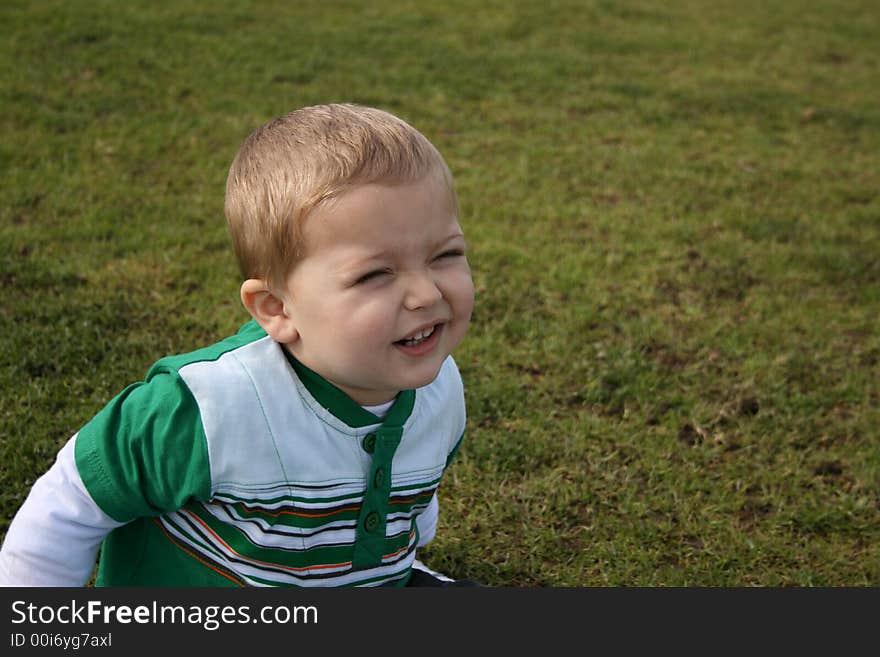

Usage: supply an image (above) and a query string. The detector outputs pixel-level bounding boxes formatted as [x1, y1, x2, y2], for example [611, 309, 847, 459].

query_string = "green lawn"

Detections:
[1, 0, 878, 586]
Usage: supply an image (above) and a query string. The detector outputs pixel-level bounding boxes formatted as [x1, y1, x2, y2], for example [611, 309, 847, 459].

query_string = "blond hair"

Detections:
[225, 103, 455, 290]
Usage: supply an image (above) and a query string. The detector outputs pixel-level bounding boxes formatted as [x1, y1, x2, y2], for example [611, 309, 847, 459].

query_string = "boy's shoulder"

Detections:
[147, 320, 268, 379]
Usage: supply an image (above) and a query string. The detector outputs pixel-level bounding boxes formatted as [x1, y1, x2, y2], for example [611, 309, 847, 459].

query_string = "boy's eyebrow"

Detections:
[434, 231, 467, 248]
[346, 232, 467, 264]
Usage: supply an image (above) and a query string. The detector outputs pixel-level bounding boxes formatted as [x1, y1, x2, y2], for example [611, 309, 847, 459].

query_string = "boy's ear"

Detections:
[240, 279, 299, 344]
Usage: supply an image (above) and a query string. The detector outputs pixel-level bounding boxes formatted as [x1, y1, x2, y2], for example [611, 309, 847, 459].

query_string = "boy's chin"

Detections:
[402, 365, 447, 391]
[355, 355, 449, 399]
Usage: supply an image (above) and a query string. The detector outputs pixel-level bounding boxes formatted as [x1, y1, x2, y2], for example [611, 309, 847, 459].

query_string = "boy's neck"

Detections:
[280, 345, 413, 428]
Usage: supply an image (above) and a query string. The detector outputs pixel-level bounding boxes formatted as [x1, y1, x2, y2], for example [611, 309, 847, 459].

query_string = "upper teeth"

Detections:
[401, 326, 435, 345]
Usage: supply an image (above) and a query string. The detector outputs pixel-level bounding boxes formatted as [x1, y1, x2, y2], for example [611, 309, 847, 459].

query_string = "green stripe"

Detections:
[390, 477, 441, 493]
[215, 490, 363, 506]
[96, 518, 241, 587]
[213, 488, 365, 506]
[148, 320, 267, 376]
[222, 500, 363, 529]
[185, 505, 357, 569]
[182, 503, 415, 573]
[202, 499, 362, 531]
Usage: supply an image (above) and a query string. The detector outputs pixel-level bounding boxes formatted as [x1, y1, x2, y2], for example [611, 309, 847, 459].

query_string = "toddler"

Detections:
[0, 103, 475, 587]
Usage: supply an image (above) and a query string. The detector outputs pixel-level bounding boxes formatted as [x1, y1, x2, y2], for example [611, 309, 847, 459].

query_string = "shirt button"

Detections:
[373, 468, 386, 488]
[364, 511, 380, 532]
[362, 433, 376, 454]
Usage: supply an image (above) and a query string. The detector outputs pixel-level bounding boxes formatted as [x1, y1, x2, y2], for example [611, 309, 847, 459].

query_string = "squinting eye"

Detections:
[355, 269, 389, 285]
[435, 249, 464, 261]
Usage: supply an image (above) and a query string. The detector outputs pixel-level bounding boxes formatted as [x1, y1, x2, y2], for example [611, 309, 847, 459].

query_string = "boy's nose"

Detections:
[403, 271, 443, 310]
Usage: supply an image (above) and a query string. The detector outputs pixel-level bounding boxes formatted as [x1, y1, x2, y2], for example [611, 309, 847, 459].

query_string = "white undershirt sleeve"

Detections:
[0, 434, 126, 586]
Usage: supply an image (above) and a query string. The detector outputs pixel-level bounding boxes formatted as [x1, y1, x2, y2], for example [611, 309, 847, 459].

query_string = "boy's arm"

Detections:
[415, 493, 440, 547]
[414, 428, 465, 548]
[0, 436, 125, 586]
[1, 367, 211, 587]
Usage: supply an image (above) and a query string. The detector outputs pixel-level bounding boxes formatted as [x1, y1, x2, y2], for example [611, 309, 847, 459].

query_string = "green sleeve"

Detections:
[74, 371, 212, 522]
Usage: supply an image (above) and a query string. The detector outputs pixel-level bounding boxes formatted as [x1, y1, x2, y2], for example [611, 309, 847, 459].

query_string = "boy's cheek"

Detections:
[457, 288, 475, 330]
[462, 273, 476, 308]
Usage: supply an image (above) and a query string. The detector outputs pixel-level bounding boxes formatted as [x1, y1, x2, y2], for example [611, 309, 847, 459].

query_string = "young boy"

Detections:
[0, 103, 475, 587]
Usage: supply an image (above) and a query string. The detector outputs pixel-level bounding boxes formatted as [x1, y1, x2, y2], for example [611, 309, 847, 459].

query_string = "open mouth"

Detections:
[395, 324, 438, 347]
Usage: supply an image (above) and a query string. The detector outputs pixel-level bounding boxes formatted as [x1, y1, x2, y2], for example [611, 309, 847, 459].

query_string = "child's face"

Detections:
[281, 175, 474, 406]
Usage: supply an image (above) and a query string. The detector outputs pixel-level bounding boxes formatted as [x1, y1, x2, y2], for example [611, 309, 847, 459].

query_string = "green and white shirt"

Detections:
[0, 321, 465, 587]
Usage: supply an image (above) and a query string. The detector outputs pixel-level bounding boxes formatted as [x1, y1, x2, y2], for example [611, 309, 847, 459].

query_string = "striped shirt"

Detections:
[72, 320, 465, 586]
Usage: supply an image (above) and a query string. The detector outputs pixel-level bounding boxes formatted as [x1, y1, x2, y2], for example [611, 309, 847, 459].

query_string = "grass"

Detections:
[1, 0, 878, 586]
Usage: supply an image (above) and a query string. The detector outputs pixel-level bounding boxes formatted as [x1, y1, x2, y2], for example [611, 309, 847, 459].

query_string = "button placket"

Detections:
[352, 428, 402, 568]
[363, 511, 380, 532]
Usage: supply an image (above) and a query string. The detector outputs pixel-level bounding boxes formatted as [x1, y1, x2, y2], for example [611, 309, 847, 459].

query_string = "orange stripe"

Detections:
[388, 492, 434, 506]
[160, 513, 416, 579]
[152, 518, 244, 586]
[183, 510, 352, 573]
[382, 530, 417, 560]
[235, 502, 361, 519]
